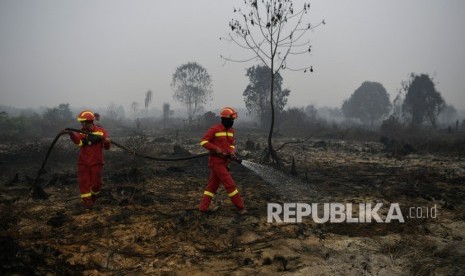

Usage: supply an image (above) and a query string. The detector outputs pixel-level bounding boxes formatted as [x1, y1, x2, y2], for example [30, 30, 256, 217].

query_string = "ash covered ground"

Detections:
[1, 130, 465, 275]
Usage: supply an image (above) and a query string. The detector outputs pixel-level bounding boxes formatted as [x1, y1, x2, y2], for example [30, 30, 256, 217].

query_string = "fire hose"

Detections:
[31, 128, 240, 199]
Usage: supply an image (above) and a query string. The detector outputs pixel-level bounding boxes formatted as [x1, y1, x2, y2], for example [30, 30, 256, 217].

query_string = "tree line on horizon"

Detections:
[1, 0, 462, 148]
[1, 64, 463, 142]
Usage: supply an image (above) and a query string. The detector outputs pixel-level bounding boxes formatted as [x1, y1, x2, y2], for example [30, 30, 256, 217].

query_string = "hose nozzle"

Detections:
[230, 155, 242, 164]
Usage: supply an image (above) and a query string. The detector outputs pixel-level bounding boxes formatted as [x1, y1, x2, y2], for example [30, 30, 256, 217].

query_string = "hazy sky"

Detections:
[1, 0, 464, 113]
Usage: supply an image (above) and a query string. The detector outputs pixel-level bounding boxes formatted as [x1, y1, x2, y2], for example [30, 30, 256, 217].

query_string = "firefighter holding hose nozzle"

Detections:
[199, 107, 245, 214]
[61, 110, 111, 209]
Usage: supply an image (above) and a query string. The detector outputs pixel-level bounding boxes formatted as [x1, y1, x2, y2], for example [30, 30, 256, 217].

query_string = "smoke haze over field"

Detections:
[1, 0, 464, 112]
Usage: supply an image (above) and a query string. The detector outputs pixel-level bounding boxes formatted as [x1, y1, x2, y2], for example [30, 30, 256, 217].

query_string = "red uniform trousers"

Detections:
[199, 163, 244, 211]
[78, 164, 103, 207]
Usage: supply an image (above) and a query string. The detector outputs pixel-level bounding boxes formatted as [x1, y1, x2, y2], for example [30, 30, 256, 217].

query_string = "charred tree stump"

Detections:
[290, 157, 297, 176]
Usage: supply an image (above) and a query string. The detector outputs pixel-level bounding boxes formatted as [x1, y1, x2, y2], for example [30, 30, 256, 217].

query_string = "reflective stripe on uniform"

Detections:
[228, 189, 239, 197]
[92, 131, 104, 136]
[81, 192, 92, 198]
[79, 139, 91, 146]
[215, 132, 233, 137]
[91, 190, 100, 195]
[200, 140, 208, 146]
[203, 191, 215, 197]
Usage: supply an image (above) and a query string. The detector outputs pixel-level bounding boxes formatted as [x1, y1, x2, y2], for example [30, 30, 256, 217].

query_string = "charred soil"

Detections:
[1, 133, 464, 275]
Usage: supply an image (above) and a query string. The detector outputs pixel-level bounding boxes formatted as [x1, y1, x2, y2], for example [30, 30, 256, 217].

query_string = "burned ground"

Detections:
[1, 131, 465, 275]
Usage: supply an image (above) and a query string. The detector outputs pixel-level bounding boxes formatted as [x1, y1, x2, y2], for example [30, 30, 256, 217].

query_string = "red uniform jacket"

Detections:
[69, 125, 110, 166]
[200, 123, 235, 165]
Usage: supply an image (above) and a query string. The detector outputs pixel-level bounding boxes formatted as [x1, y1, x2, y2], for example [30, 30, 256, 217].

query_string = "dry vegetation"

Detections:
[1, 128, 465, 275]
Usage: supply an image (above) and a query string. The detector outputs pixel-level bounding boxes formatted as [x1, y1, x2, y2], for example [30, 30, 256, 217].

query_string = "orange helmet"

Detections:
[220, 106, 238, 119]
[77, 110, 95, 122]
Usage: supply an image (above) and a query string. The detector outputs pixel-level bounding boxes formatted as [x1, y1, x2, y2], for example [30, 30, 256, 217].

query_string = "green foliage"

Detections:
[304, 105, 318, 121]
[278, 107, 306, 132]
[0, 112, 43, 141]
[170, 62, 213, 122]
[243, 65, 290, 127]
[380, 115, 404, 138]
[42, 103, 73, 130]
[0, 103, 73, 142]
[342, 81, 391, 126]
[280, 107, 306, 124]
[438, 104, 457, 126]
[402, 73, 445, 128]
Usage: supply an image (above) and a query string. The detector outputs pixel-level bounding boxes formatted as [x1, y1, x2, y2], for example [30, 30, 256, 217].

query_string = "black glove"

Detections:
[87, 134, 103, 144]
[229, 154, 242, 164]
[80, 137, 88, 146]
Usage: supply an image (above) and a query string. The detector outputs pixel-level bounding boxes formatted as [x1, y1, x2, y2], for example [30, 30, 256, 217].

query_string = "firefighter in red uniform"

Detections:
[199, 107, 245, 213]
[62, 110, 111, 208]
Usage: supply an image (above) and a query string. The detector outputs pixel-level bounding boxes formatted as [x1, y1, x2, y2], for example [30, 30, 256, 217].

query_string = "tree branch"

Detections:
[275, 132, 318, 152]
[220, 55, 258, 63]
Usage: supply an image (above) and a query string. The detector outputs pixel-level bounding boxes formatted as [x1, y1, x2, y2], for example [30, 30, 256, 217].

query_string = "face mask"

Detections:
[221, 118, 234, 129]
[82, 121, 93, 131]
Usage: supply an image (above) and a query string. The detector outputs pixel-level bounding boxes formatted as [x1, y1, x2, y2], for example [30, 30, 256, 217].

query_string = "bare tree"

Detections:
[162, 103, 172, 127]
[105, 102, 124, 122]
[144, 90, 153, 117]
[222, 0, 324, 166]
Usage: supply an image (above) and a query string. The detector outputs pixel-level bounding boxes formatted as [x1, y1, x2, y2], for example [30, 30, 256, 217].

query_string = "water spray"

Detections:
[240, 159, 317, 201]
